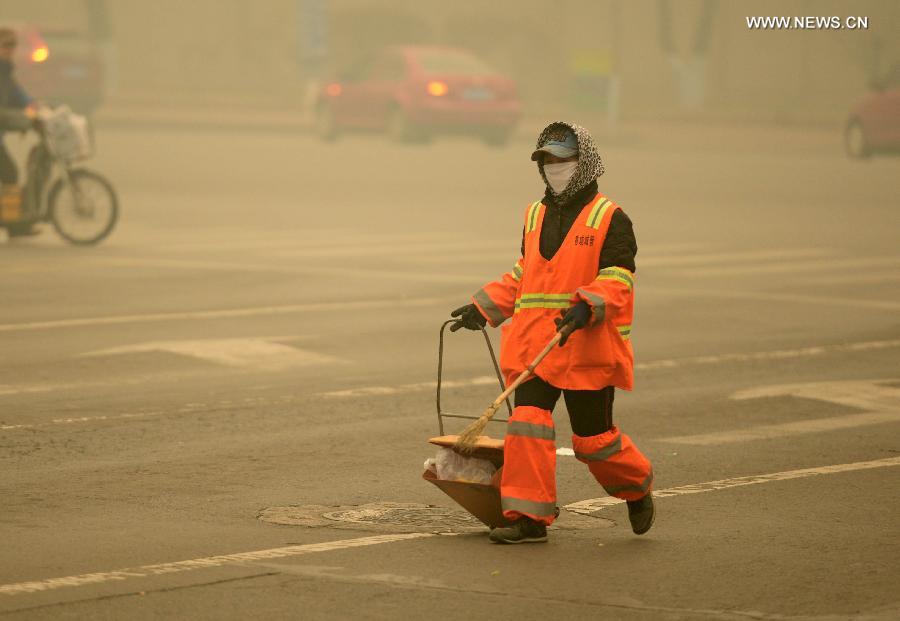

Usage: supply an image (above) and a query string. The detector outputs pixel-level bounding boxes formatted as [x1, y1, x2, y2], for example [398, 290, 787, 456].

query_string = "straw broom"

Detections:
[454, 325, 574, 453]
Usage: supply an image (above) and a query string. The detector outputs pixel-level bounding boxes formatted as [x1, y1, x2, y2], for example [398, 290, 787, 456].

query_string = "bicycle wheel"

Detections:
[49, 169, 119, 246]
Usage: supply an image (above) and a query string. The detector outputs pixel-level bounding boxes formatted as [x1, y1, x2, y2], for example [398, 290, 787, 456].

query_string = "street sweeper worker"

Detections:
[450, 121, 655, 544]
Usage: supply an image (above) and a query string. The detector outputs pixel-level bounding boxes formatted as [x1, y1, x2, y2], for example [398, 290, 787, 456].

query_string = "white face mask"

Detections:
[543, 161, 577, 194]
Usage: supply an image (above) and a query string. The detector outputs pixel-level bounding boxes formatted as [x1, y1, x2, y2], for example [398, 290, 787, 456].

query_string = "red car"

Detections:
[4, 23, 105, 116]
[845, 63, 900, 158]
[315, 46, 521, 145]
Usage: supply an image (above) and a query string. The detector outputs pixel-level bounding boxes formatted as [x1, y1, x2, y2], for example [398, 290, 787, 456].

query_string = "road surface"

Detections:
[1, 123, 898, 619]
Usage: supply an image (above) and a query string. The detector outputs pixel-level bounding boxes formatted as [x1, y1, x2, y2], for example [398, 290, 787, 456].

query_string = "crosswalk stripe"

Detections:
[659, 378, 900, 445]
[660, 411, 898, 445]
[81, 338, 341, 371]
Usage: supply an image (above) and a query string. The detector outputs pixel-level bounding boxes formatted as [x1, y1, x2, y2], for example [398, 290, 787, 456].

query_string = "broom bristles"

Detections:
[454, 402, 501, 453]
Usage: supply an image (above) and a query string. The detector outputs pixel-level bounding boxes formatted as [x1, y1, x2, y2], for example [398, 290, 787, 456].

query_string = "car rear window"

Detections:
[416, 51, 493, 76]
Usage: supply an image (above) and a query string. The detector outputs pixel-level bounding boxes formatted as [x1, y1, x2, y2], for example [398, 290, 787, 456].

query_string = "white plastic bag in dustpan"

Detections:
[433, 447, 496, 484]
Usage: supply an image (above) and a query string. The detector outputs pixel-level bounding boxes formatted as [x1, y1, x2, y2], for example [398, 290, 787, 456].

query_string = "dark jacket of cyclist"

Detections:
[0, 27, 34, 185]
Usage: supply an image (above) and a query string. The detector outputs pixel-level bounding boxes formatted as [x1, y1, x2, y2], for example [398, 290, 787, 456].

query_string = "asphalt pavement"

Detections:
[1, 121, 898, 620]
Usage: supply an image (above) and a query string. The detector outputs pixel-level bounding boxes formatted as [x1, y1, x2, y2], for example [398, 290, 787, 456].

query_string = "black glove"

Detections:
[450, 304, 487, 332]
[554, 301, 591, 346]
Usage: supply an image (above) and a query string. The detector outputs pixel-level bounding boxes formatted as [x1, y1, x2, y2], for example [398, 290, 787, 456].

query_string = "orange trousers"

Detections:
[500, 405, 653, 525]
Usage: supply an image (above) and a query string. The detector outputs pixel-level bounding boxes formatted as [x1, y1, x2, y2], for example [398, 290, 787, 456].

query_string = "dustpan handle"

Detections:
[437, 319, 512, 435]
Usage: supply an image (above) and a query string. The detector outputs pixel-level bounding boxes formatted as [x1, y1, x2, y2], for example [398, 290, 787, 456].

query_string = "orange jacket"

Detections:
[472, 193, 634, 391]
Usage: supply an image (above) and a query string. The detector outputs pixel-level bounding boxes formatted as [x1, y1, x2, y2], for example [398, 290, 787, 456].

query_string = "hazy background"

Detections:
[3, 0, 899, 125]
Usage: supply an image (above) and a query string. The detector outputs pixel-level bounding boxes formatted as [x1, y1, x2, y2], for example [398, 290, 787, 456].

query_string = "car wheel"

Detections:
[845, 119, 870, 159]
[315, 104, 339, 141]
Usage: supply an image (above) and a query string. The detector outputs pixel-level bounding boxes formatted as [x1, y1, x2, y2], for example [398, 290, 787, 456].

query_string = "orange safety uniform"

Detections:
[471, 193, 653, 525]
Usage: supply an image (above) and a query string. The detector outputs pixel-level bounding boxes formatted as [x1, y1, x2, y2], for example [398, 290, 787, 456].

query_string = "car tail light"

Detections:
[325, 83, 342, 97]
[31, 45, 49, 63]
[426, 80, 449, 97]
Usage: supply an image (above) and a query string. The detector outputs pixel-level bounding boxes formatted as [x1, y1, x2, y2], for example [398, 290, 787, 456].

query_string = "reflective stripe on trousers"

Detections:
[500, 405, 558, 524]
[571, 426, 654, 501]
[501, 496, 557, 520]
[507, 420, 556, 441]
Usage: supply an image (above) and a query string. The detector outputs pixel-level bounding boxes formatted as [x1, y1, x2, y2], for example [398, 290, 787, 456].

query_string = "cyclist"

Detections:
[0, 27, 38, 236]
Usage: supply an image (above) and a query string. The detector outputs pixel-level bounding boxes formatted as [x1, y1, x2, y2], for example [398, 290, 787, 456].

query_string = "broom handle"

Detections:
[487, 324, 573, 409]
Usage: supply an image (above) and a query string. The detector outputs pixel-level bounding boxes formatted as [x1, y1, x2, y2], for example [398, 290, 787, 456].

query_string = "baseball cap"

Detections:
[531, 130, 578, 161]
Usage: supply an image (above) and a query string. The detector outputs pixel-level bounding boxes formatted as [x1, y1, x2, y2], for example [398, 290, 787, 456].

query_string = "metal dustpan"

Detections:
[422, 321, 514, 529]
[423, 434, 510, 528]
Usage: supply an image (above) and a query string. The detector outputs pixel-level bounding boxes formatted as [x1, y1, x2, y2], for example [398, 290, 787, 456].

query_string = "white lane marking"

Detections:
[0, 296, 452, 333]
[271, 239, 502, 259]
[93, 256, 484, 284]
[0, 381, 90, 397]
[564, 456, 900, 515]
[81, 338, 341, 371]
[661, 412, 899, 446]
[0, 375, 172, 398]
[660, 379, 900, 445]
[319, 339, 900, 399]
[1, 396, 294, 431]
[0, 533, 435, 597]
[153, 231, 491, 254]
[556, 447, 575, 456]
[638, 247, 829, 268]
[655, 286, 900, 312]
[681, 255, 900, 278]
[2, 240, 710, 274]
[634, 338, 900, 370]
[10, 246, 834, 281]
[2, 237, 489, 274]
[0, 411, 161, 431]
[731, 378, 900, 410]
[803, 270, 900, 285]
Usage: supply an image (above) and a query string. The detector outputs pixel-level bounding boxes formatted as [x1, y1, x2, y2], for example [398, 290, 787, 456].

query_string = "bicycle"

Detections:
[1, 105, 118, 245]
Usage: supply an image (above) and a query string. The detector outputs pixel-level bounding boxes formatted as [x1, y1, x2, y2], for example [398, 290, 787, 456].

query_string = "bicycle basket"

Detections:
[42, 106, 93, 162]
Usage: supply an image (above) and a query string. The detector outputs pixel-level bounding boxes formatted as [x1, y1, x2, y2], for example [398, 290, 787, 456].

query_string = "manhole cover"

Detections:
[257, 502, 486, 533]
[323, 502, 483, 530]
[258, 502, 613, 533]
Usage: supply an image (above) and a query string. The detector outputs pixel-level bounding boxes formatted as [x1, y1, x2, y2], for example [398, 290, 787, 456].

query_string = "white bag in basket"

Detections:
[43, 106, 92, 161]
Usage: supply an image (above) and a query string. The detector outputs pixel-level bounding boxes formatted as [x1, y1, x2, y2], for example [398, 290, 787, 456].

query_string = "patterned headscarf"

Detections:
[535, 121, 605, 206]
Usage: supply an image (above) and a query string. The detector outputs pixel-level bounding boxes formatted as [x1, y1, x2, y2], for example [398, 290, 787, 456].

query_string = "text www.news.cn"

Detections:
[746, 16, 869, 30]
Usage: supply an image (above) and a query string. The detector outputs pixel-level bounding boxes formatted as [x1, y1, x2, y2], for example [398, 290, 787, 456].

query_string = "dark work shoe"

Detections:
[489, 518, 548, 544]
[626, 493, 655, 535]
